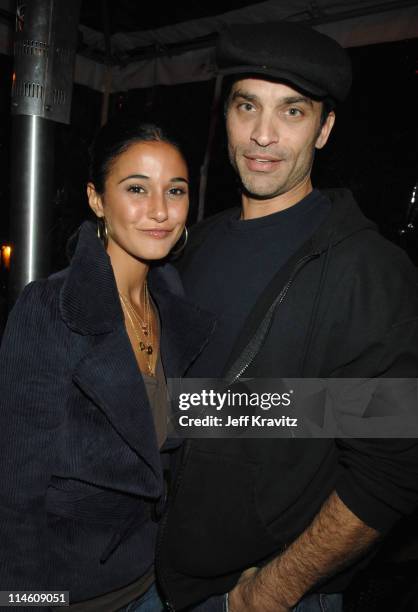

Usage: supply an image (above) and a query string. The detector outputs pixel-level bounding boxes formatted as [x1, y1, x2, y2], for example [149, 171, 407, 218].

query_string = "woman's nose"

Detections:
[148, 194, 168, 222]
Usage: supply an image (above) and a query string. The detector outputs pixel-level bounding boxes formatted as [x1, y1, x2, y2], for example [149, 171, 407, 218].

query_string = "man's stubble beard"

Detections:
[228, 143, 317, 201]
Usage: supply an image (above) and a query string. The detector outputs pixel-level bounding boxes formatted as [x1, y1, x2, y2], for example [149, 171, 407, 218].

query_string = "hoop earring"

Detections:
[171, 226, 188, 257]
[97, 217, 108, 249]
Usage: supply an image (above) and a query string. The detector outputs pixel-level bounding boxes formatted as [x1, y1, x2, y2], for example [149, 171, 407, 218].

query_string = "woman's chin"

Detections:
[133, 245, 175, 262]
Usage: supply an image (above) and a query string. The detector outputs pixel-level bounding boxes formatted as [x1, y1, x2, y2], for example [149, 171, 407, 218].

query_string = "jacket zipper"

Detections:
[156, 439, 192, 612]
[157, 253, 319, 610]
[228, 253, 319, 384]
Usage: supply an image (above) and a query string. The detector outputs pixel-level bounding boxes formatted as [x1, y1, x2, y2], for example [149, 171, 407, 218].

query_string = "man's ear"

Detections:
[87, 183, 104, 218]
[315, 111, 336, 150]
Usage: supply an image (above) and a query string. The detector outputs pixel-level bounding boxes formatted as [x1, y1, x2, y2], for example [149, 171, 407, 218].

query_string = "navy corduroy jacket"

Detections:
[0, 222, 214, 606]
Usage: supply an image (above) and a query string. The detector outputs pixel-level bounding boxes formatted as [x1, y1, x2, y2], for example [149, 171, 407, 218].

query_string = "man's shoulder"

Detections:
[330, 206, 416, 280]
[318, 188, 416, 271]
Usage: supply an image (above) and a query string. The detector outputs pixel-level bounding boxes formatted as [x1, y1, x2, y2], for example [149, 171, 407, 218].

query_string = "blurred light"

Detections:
[411, 183, 418, 204]
[1, 245, 12, 270]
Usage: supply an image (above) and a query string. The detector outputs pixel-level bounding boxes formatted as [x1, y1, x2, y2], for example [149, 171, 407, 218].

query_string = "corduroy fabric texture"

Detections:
[0, 222, 215, 607]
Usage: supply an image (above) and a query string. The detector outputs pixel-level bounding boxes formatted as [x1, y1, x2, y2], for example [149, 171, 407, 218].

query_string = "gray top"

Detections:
[142, 351, 168, 448]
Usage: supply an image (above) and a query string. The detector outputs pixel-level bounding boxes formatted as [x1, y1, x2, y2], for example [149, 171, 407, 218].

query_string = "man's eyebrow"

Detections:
[230, 90, 259, 103]
[230, 91, 314, 107]
[281, 95, 313, 107]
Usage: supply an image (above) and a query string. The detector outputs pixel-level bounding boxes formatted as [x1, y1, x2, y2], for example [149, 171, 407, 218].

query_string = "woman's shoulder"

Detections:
[17, 268, 68, 309]
[5, 269, 71, 337]
[9, 273, 64, 330]
[0, 275, 70, 363]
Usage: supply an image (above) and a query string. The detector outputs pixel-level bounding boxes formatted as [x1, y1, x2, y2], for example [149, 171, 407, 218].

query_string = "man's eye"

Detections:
[238, 102, 255, 112]
[286, 107, 303, 117]
[127, 185, 145, 194]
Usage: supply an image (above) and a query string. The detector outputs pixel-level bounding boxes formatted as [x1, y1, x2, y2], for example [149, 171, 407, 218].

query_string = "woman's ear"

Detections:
[87, 183, 104, 218]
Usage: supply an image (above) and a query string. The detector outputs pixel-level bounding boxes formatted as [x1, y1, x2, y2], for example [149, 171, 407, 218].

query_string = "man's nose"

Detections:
[148, 193, 169, 222]
[250, 112, 279, 148]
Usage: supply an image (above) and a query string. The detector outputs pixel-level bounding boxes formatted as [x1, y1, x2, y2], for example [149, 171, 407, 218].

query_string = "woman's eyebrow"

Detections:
[118, 174, 149, 184]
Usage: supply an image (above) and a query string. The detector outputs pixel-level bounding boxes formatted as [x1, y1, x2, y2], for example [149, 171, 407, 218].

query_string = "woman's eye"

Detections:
[168, 187, 187, 197]
[127, 185, 145, 194]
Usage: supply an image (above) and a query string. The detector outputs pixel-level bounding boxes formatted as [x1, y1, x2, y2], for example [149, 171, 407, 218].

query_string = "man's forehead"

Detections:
[230, 78, 317, 105]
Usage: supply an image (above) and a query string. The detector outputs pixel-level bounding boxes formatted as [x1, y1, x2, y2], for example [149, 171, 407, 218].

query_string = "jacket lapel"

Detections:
[59, 223, 215, 491]
[72, 328, 162, 491]
[148, 265, 216, 379]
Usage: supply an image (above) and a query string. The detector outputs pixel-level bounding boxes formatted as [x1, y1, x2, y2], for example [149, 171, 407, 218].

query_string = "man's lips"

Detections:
[243, 154, 283, 172]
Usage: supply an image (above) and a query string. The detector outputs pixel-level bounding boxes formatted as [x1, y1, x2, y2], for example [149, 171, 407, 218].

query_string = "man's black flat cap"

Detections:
[216, 22, 352, 103]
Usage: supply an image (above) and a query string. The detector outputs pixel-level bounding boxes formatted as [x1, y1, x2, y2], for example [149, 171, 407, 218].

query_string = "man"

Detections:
[156, 22, 418, 612]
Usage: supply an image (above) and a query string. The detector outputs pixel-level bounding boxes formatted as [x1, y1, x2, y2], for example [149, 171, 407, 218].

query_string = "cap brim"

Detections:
[218, 65, 328, 100]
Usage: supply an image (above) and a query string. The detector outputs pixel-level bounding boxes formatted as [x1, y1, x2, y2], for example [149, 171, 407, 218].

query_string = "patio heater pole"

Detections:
[197, 74, 223, 222]
[9, 0, 81, 306]
[10, 113, 54, 303]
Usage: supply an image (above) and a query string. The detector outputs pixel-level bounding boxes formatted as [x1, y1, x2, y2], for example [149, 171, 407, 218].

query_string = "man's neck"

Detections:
[241, 179, 314, 220]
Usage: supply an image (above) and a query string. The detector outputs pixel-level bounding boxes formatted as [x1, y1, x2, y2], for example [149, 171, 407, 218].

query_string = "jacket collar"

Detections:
[311, 188, 377, 253]
[55, 222, 214, 495]
[60, 221, 122, 335]
[60, 221, 215, 376]
[222, 189, 377, 379]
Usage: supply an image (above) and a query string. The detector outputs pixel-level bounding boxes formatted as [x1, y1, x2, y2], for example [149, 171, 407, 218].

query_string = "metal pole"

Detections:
[9, 114, 54, 303]
[8, 0, 81, 306]
[100, 0, 112, 126]
[197, 75, 223, 222]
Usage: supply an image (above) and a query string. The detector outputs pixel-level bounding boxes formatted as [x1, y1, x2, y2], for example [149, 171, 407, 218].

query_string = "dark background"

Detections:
[0, 12, 418, 608]
[0, 36, 417, 287]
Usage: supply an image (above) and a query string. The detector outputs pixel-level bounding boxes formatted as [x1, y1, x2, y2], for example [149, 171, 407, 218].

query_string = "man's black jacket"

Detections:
[156, 189, 418, 610]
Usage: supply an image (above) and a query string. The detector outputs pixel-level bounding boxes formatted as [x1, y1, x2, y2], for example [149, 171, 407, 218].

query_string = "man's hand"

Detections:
[236, 566, 259, 583]
[228, 572, 290, 612]
[228, 491, 379, 611]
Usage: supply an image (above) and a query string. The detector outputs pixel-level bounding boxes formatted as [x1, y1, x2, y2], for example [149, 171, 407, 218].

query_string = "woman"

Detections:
[0, 119, 214, 611]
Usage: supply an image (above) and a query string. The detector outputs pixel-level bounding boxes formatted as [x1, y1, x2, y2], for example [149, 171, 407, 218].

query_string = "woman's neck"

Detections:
[106, 239, 149, 306]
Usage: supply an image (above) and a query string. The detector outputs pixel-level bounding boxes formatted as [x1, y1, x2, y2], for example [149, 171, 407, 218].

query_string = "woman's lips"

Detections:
[140, 229, 173, 239]
[244, 155, 282, 172]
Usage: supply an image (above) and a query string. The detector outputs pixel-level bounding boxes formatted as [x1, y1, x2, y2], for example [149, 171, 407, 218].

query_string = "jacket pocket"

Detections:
[45, 477, 147, 525]
[166, 448, 279, 576]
